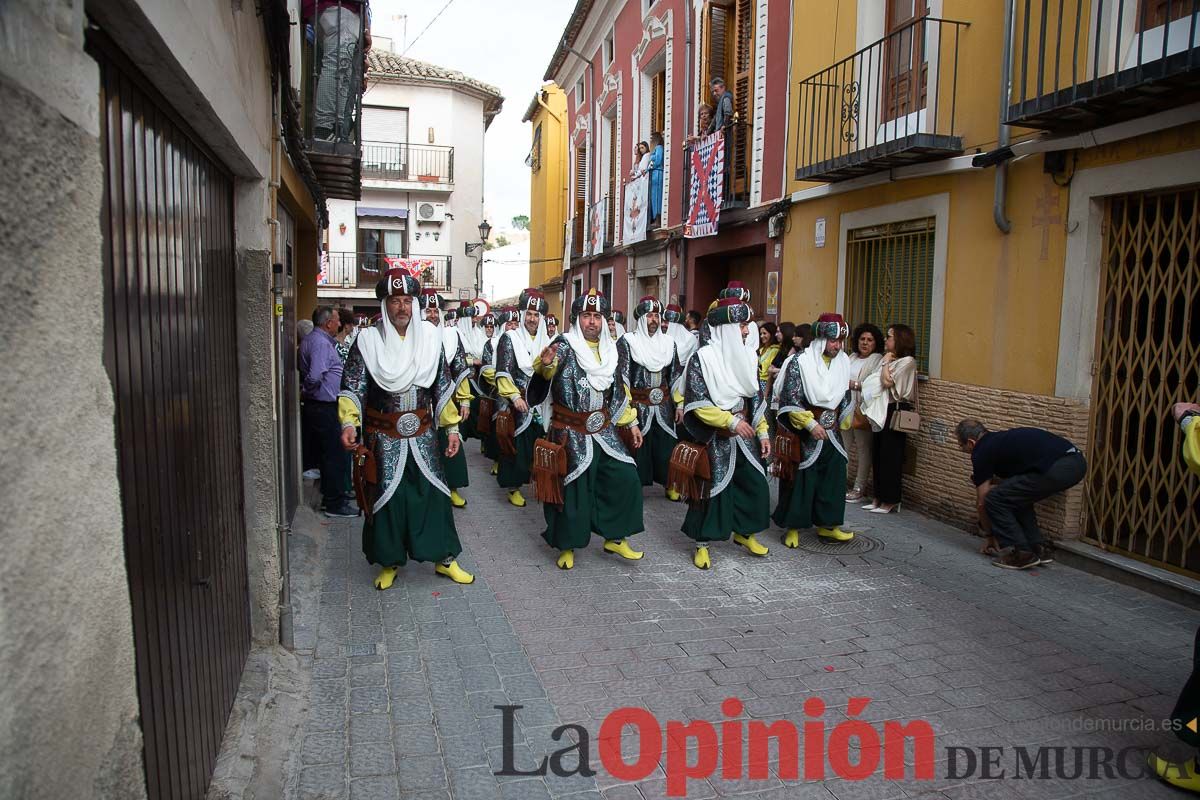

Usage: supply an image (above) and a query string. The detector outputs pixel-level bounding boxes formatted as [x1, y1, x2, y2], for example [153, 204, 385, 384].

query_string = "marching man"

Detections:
[536, 288, 645, 569]
[493, 290, 552, 507]
[678, 296, 772, 569]
[338, 271, 474, 590]
[622, 296, 684, 500]
[419, 289, 473, 508]
[772, 313, 857, 545]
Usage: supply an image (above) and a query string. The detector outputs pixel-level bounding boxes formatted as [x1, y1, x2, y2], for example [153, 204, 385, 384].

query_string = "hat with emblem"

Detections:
[707, 296, 753, 326]
[812, 312, 849, 341]
[418, 288, 444, 310]
[633, 296, 664, 320]
[570, 287, 611, 321]
[375, 270, 422, 300]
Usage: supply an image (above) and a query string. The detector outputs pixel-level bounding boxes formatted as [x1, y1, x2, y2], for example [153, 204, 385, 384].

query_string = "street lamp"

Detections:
[465, 219, 492, 255]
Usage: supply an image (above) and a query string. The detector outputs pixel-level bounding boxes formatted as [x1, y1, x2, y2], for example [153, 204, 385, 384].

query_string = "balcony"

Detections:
[682, 120, 753, 214]
[302, 5, 365, 200]
[794, 18, 968, 183]
[318, 252, 451, 291]
[1005, 0, 1200, 131]
[362, 142, 455, 185]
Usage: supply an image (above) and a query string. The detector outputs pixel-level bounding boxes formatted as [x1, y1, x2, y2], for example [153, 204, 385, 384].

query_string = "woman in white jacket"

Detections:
[844, 323, 884, 502]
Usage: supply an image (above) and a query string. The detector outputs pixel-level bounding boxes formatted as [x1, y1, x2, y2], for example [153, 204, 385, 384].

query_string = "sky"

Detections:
[370, 0, 576, 231]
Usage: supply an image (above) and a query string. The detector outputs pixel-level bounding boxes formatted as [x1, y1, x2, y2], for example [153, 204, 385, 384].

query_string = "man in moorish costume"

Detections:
[608, 309, 627, 341]
[338, 271, 474, 589]
[419, 289, 473, 509]
[535, 288, 645, 569]
[545, 312, 560, 338]
[772, 313, 857, 545]
[477, 310, 507, 473]
[622, 296, 684, 501]
[679, 296, 772, 569]
[493, 290, 552, 507]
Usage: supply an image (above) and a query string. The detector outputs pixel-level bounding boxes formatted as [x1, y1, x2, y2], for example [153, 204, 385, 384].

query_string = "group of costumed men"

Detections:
[336, 268, 869, 589]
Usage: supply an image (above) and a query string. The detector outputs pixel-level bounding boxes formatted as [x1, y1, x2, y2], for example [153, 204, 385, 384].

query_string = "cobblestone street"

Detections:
[287, 447, 1199, 800]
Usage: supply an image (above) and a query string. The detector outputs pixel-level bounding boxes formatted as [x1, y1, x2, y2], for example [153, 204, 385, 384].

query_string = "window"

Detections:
[358, 227, 407, 275]
[606, 115, 618, 244]
[599, 269, 614, 304]
[844, 218, 935, 373]
[650, 71, 666, 135]
[575, 78, 585, 107]
[573, 145, 588, 256]
[572, 276, 584, 308]
[526, 124, 543, 172]
[700, 0, 755, 192]
[603, 31, 615, 69]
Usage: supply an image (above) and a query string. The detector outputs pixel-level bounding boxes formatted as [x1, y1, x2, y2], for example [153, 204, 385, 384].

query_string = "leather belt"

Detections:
[631, 386, 667, 406]
[551, 403, 612, 435]
[365, 407, 432, 439]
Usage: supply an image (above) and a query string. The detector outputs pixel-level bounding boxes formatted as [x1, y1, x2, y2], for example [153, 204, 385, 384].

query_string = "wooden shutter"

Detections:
[731, 0, 754, 190]
[651, 71, 666, 134]
[701, 2, 731, 104]
[574, 145, 587, 255]
[1137, 0, 1193, 31]
[607, 116, 617, 244]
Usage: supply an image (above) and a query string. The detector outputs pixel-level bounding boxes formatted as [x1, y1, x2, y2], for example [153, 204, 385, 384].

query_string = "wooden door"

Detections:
[884, 0, 929, 123]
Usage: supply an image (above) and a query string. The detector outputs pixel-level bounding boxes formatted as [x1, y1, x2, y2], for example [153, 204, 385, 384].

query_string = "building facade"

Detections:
[781, 0, 1200, 573]
[524, 83, 569, 318]
[320, 49, 503, 314]
[537, 0, 792, 319]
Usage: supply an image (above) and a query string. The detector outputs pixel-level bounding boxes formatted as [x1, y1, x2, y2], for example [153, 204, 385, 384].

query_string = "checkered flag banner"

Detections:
[684, 130, 725, 239]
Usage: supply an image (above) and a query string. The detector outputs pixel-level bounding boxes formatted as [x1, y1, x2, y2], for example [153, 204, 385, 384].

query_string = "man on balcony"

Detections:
[337, 271, 474, 589]
[304, 0, 371, 143]
[494, 290, 552, 507]
[623, 296, 684, 502]
[706, 77, 734, 199]
[419, 289, 472, 509]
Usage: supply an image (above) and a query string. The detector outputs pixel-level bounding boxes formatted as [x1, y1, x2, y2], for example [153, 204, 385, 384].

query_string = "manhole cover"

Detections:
[796, 530, 881, 555]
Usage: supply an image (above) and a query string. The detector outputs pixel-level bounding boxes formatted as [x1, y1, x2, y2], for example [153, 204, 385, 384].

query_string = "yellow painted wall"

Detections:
[527, 84, 569, 317]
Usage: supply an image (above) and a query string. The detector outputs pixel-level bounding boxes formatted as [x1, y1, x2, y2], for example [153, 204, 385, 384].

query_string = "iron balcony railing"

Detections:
[302, 1, 365, 199]
[1006, 0, 1200, 130]
[681, 118, 752, 220]
[794, 17, 968, 182]
[320, 252, 451, 290]
[361, 142, 455, 184]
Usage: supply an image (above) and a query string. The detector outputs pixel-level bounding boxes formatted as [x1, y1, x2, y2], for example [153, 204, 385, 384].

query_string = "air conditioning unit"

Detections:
[416, 202, 447, 223]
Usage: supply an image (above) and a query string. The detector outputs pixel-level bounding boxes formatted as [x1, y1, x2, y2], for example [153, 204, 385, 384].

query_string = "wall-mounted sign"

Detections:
[815, 218, 827, 248]
[766, 271, 779, 316]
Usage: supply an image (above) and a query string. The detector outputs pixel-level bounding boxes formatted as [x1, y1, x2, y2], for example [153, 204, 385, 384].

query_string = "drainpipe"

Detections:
[994, 0, 1016, 233]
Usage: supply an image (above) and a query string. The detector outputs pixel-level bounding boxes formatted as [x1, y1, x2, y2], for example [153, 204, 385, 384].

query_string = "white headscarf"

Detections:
[459, 318, 486, 361]
[696, 322, 759, 410]
[610, 320, 627, 340]
[483, 322, 504, 367]
[794, 337, 855, 408]
[502, 314, 550, 377]
[566, 317, 620, 392]
[666, 320, 698, 366]
[355, 300, 443, 393]
[623, 314, 676, 372]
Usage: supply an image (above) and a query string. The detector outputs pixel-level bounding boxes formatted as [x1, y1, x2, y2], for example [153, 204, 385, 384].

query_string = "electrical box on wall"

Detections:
[416, 202, 447, 223]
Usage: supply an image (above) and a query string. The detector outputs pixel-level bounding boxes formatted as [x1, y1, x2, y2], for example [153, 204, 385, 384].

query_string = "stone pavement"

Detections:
[286, 445, 1200, 800]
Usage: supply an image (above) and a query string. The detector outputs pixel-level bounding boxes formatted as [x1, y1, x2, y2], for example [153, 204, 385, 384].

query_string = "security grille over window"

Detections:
[844, 217, 935, 374]
[1085, 188, 1200, 575]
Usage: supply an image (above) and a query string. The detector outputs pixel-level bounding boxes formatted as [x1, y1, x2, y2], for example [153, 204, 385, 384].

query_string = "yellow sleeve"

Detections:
[617, 383, 637, 426]
[455, 377, 473, 404]
[755, 416, 769, 437]
[787, 410, 816, 432]
[338, 396, 361, 429]
[481, 366, 496, 385]
[496, 375, 520, 399]
[438, 398, 461, 431]
[694, 406, 735, 430]
[1184, 416, 1200, 476]
[672, 390, 684, 404]
[537, 357, 559, 379]
[840, 413, 853, 431]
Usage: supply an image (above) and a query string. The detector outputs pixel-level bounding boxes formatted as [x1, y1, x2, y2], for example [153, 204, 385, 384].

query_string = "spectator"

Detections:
[685, 309, 703, 332]
[688, 104, 713, 146]
[304, 0, 371, 143]
[863, 324, 918, 514]
[648, 132, 664, 227]
[630, 141, 650, 179]
[299, 305, 357, 517]
[757, 321, 779, 397]
[955, 419, 1086, 570]
[297, 318, 315, 343]
[707, 77, 734, 135]
[1176, 399, 1200, 475]
[335, 307, 357, 362]
[843, 323, 885, 503]
[795, 323, 814, 350]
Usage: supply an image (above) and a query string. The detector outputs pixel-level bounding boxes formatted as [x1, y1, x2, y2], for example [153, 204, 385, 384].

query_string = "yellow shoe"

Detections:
[693, 546, 711, 570]
[783, 529, 800, 549]
[1149, 753, 1200, 792]
[603, 539, 644, 560]
[666, 488, 682, 502]
[733, 533, 769, 556]
[818, 527, 854, 542]
[490, 462, 499, 476]
[374, 566, 398, 591]
[508, 490, 526, 507]
[435, 560, 475, 585]
[450, 490, 467, 508]
[556, 550, 575, 570]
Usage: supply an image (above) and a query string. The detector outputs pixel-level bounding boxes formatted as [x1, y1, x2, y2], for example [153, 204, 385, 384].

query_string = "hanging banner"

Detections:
[317, 250, 329, 285]
[622, 174, 649, 245]
[684, 130, 725, 239]
[562, 222, 573, 272]
[384, 255, 435, 279]
[587, 197, 607, 256]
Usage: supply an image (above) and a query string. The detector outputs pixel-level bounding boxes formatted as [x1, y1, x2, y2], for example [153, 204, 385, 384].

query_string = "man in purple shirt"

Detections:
[301, 306, 357, 517]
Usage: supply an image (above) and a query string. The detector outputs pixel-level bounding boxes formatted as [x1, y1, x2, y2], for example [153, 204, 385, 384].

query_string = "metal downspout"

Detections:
[994, 0, 1016, 233]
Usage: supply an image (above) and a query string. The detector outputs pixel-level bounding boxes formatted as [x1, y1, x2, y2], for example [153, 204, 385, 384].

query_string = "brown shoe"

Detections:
[993, 549, 1039, 570]
[1034, 543, 1055, 565]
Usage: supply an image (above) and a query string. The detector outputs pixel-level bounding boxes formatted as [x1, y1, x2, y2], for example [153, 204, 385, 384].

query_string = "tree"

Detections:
[511, 215, 530, 230]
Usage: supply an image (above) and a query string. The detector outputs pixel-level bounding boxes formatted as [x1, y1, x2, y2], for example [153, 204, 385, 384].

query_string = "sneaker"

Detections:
[324, 502, 360, 518]
[1034, 544, 1055, 565]
[303, 469, 321, 480]
[993, 549, 1039, 570]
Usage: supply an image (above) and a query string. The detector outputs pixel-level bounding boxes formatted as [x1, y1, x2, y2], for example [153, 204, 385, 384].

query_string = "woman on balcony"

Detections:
[649, 132, 664, 227]
[630, 141, 651, 179]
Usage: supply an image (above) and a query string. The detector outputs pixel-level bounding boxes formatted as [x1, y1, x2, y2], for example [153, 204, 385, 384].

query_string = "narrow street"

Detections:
[287, 447, 1198, 800]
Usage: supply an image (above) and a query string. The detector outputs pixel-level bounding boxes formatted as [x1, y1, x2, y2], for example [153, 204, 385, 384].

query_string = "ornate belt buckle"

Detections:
[648, 387, 664, 405]
[585, 411, 606, 433]
[819, 409, 837, 430]
[396, 412, 422, 437]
